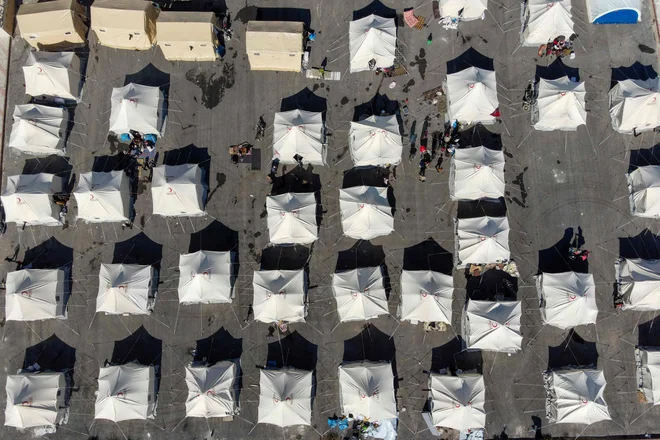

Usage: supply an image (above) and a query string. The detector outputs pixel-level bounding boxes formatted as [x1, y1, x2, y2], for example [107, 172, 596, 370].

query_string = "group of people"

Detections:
[539, 34, 576, 58]
[415, 120, 460, 181]
[120, 130, 157, 171]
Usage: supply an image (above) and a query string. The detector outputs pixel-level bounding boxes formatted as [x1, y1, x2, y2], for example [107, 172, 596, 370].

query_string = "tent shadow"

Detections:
[628, 145, 660, 172]
[536, 59, 580, 81]
[354, 93, 400, 121]
[112, 232, 163, 271]
[446, 47, 494, 75]
[342, 167, 389, 188]
[194, 327, 243, 364]
[456, 125, 502, 151]
[538, 227, 588, 274]
[456, 198, 507, 219]
[22, 156, 74, 192]
[256, 7, 311, 29]
[335, 241, 386, 271]
[619, 229, 660, 260]
[466, 269, 518, 300]
[431, 336, 483, 374]
[111, 325, 162, 394]
[270, 165, 321, 195]
[638, 318, 660, 347]
[266, 331, 317, 371]
[23, 334, 76, 406]
[610, 62, 657, 89]
[353, 0, 397, 20]
[280, 88, 327, 113]
[160, 0, 225, 13]
[547, 329, 598, 370]
[260, 244, 310, 271]
[403, 238, 453, 275]
[343, 324, 398, 389]
[188, 220, 238, 253]
[163, 144, 211, 200]
[23, 237, 73, 312]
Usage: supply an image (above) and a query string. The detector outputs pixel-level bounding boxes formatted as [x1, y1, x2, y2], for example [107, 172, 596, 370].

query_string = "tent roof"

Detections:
[447, 67, 499, 125]
[152, 164, 206, 217]
[349, 115, 403, 166]
[1, 173, 63, 226]
[267, 192, 318, 244]
[537, 271, 598, 328]
[178, 250, 234, 304]
[258, 368, 313, 427]
[74, 171, 130, 223]
[534, 77, 587, 131]
[636, 347, 660, 404]
[272, 110, 325, 165]
[609, 78, 660, 134]
[96, 264, 153, 315]
[253, 270, 306, 323]
[429, 373, 486, 431]
[95, 363, 156, 422]
[185, 362, 238, 418]
[451, 146, 505, 200]
[333, 267, 388, 322]
[339, 185, 394, 240]
[339, 362, 396, 421]
[400, 270, 453, 323]
[245, 21, 303, 71]
[440, 0, 488, 20]
[456, 216, 510, 267]
[545, 369, 611, 425]
[17, 0, 86, 49]
[23, 51, 77, 100]
[523, 0, 574, 46]
[6, 269, 65, 322]
[9, 104, 66, 156]
[349, 14, 397, 73]
[628, 166, 660, 218]
[157, 11, 218, 42]
[5, 372, 65, 428]
[109, 83, 165, 136]
[587, 0, 641, 23]
[463, 300, 522, 352]
[617, 258, 660, 310]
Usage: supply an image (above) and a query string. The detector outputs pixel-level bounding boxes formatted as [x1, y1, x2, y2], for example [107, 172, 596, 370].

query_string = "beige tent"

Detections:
[91, 0, 158, 50]
[17, 0, 87, 50]
[246, 21, 303, 72]
[157, 12, 219, 61]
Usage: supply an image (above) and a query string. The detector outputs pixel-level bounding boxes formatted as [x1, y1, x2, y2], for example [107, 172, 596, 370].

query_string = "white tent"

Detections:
[587, 0, 641, 23]
[349, 15, 396, 73]
[152, 164, 206, 217]
[253, 270, 307, 323]
[544, 369, 611, 425]
[450, 146, 505, 200]
[447, 67, 499, 125]
[349, 115, 403, 166]
[627, 166, 660, 218]
[609, 78, 660, 134]
[272, 110, 326, 165]
[533, 77, 587, 131]
[74, 171, 130, 223]
[455, 216, 510, 268]
[1, 173, 64, 227]
[258, 368, 313, 427]
[96, 264, 154, 315]
[185, 362, 238, 418]
[462, 300, 522, 352]
[536, 272, 598, 329]
[5, 373, 66, 429]
[9, 104, 66, 156]
[339, 186, 394, 240]
[267, 192, 318, 244]
[339, 362, 396, 421]
[95, 363, 156, 422]
[428, 373, 486, 431]
[6, 269, 66, 321]
[178, 251, 234, 305]
[400, 270, 453, 324]
[109, 83, 166, 136]
[635, 347, 660, 405]
[333, 267, 388, 322]
[616, 258, 660, 310]
[523, 0, 574, 46]
[440, 0, 488, 20]
[23, 52, 79, 100]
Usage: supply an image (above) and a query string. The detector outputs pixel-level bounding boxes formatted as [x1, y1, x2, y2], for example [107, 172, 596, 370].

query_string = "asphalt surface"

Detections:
[0, 0, 659, 439]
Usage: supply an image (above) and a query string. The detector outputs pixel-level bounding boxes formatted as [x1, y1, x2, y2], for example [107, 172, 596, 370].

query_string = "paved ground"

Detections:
[0, 0, 659, 439]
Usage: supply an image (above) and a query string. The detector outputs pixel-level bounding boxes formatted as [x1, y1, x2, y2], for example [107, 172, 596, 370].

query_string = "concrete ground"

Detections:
[0, 0, 658, 439]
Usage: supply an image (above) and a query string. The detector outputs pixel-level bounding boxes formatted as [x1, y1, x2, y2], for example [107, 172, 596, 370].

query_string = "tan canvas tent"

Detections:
[91, 0, 158, 50]
[157, 12, 219, 61]
[17, 0, 87, 50]
[246, 21, 303, 72]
